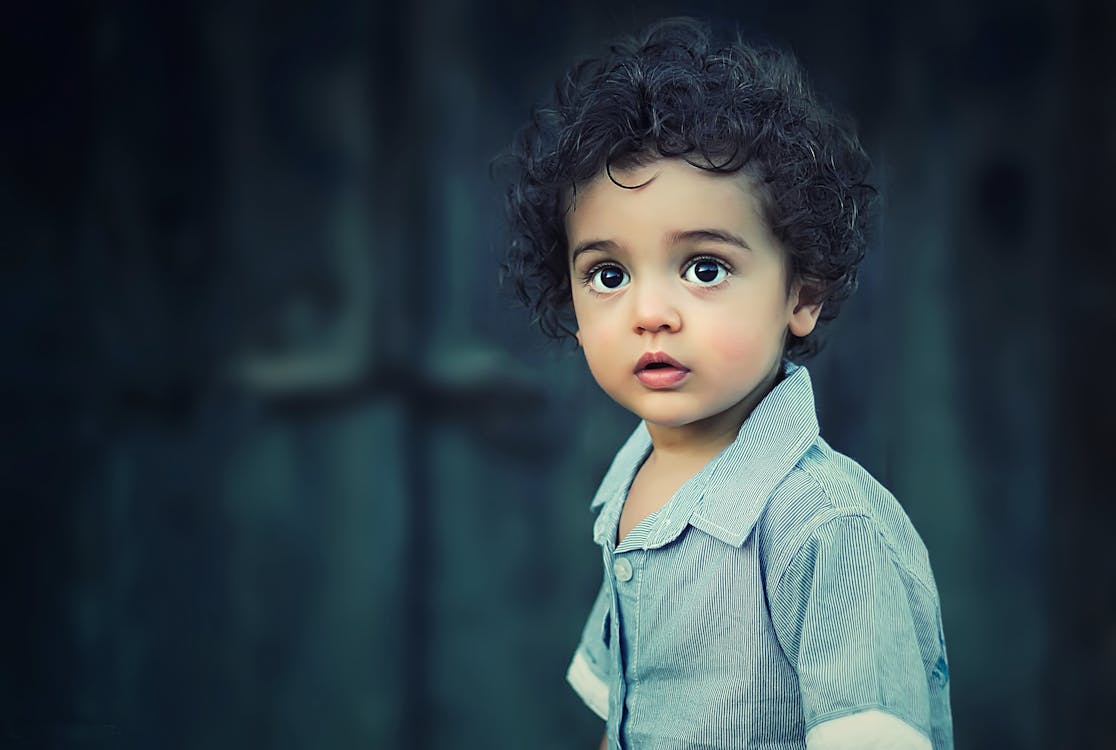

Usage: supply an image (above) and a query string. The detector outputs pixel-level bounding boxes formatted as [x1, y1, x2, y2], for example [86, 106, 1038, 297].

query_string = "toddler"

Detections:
[502, 17, 953, 750]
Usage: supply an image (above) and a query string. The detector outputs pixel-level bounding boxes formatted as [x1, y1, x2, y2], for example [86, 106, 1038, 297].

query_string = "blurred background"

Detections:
[4, 0, 1113, 748]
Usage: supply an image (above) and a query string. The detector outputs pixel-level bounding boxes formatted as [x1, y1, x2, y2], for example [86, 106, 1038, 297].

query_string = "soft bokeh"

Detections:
[5, 1, 1112, 748]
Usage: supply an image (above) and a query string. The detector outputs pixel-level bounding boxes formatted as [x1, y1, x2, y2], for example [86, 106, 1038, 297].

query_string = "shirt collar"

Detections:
[589, 361, 820, 549]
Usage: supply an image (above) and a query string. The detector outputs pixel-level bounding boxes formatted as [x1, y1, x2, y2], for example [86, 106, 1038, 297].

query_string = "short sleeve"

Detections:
[565, 574, 613, 720]
[769, 514, 934, 741]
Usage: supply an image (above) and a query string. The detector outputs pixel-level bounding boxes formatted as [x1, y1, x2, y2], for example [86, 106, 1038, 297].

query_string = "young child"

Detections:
[502, 18, 953, 750]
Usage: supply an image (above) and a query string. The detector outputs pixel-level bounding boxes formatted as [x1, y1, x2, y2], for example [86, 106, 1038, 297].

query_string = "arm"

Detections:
[769, 515, 943, 749]
[567, 575, 613, 720]
[598, 731, 608, 750]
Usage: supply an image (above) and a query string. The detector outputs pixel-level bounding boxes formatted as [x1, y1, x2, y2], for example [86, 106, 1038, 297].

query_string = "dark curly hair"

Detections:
[500, 17, 876, 361]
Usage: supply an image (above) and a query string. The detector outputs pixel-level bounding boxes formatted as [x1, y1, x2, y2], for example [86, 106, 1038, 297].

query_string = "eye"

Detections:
[683, 257, 731, 285]
[585, 263, 630, 292]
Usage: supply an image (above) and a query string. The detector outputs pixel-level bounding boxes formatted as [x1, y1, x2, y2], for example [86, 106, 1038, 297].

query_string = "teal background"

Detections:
[4, 1, 1112, 748]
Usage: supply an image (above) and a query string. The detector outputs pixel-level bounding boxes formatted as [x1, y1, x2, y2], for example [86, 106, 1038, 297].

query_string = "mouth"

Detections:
[634, 352, 690, 388]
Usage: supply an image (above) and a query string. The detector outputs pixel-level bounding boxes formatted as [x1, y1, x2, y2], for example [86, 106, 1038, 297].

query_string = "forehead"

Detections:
[564, 158, 772, 248]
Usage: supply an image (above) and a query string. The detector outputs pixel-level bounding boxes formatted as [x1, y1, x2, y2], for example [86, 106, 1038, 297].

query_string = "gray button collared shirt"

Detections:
[566, 363, 954, 749]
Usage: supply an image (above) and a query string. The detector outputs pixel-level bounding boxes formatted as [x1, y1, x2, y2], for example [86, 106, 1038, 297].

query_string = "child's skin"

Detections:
[566, 157, 822, 545]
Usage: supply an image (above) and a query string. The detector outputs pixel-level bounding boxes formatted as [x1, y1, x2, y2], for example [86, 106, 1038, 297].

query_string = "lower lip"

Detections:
[635, 367, 689, 388]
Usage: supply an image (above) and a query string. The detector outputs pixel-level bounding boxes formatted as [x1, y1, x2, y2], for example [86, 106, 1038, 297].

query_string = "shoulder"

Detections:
[756, 438, 938, 599]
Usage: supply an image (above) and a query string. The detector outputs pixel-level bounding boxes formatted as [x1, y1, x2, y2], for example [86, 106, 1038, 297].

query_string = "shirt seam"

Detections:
[769, 467, 938, 602]
[690, 511, 739, 540]
[625, 550, 646, 728]
[767, 506, 850, 598]
[769, 511, 938, 612]
[801, 453, 938, 597]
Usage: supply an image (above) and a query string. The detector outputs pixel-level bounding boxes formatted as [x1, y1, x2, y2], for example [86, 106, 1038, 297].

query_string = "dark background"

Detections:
[4, 0, 1113, 748]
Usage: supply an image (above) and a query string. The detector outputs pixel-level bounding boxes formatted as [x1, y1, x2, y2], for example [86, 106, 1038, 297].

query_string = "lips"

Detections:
[634, 352, 690, 388]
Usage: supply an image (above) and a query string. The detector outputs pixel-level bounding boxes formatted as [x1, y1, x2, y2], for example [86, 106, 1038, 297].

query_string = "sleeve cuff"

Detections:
[566, 650, 609, 720]
[806, 709, 932, 750]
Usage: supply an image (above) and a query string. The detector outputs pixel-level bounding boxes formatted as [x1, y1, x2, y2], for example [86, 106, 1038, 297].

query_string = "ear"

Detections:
[787, 282, 823, 338]
[575, 329, 582, 347]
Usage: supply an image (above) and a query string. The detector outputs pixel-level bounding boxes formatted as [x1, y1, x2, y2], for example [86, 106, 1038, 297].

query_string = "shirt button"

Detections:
[613, 557, 633, 582]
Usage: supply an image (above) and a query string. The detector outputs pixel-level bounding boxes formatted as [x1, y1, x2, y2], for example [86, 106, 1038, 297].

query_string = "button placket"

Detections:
[602, 549, 625, 750]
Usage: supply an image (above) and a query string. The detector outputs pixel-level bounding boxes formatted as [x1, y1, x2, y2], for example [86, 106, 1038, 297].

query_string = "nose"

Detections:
[631, 282, 681, 334]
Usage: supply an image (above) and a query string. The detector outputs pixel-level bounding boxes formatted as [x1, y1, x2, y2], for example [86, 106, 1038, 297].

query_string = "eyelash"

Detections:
[578, 262, 627, 294]
[682, 255, 734, 284]
[578, 254, 735, 294]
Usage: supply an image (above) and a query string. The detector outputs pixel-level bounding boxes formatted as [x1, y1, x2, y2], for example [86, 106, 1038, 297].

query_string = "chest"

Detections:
[602, 531, 803, 744]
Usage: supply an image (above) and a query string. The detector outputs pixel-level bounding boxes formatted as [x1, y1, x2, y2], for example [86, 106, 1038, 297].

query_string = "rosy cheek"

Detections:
[708, 324, 766, 363]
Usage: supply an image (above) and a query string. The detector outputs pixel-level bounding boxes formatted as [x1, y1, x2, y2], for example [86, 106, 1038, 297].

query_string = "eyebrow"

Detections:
[569, 238, 619, 263]
[667, 228, 751, 250]
[569, 228, 751, 263]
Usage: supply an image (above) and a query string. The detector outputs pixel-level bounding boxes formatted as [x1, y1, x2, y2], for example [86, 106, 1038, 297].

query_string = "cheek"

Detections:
[705, 289, 790, 359]
[709, 330, 763, 364]
[573, 303, 622, 346]
[706, 316, 782, 365]
[575, 322, 618, 373]
[579, 335, 628, 397]
[581, 331, 619, 365]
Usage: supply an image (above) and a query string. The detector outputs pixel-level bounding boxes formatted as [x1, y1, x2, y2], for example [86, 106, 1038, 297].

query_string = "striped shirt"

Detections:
[566, 362, 954, 749]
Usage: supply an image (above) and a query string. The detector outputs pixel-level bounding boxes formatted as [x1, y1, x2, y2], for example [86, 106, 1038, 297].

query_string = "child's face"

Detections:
[566, 158, 821, 434]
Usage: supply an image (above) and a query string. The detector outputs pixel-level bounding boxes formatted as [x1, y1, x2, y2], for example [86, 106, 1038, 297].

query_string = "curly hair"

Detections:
[501, 17, 876, 361]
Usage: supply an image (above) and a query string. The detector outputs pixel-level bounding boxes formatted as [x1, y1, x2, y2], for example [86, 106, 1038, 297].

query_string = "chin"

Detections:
[634, 409, 709, 429]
